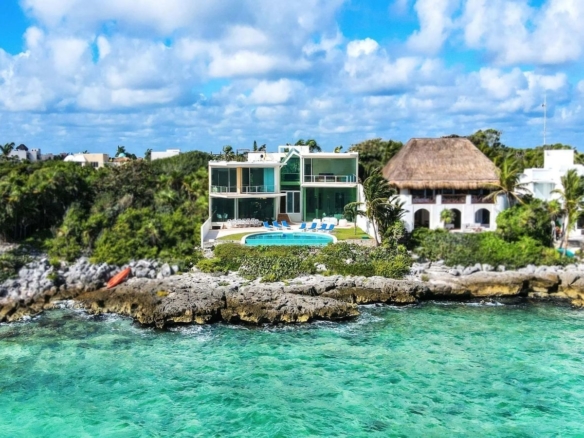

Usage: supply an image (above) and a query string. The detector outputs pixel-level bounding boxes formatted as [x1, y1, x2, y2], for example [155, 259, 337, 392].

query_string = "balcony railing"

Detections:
[304, 174, 357, 183]
[441, 194, 466, 204]
[211, 185, 236, 193]
[413, 197, 435, 204]
[471, 195, 494, 204]
[242, 185, 276, 193]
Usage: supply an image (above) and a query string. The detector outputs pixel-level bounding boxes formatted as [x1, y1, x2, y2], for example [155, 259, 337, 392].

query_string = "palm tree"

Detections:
[295, 139, 321, 153]
[440, 209, 455, 229]
[116, 145, 127, 157]
[344, 170, 395, 246]
[0, 142, 15, 159]
[343, 203, 359, 235]
[552, 169, 584, 253]
[221, 145, 235, 161]
[334, 146, 343, 153]
[545, 199, 564, 242]
[485, 156, 528, 207]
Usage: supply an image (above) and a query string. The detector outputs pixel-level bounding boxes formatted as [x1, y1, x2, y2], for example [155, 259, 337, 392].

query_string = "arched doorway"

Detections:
[450, 208, 462, 230]
[414, 209, 430, 228]
[475, 209, 491, 227]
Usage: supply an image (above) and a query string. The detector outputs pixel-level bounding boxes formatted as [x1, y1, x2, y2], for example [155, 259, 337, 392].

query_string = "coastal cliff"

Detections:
[3, 258, 584, 327]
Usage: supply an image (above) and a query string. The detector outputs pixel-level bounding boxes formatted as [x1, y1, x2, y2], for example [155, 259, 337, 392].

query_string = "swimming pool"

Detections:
[243, 231, 335, 246]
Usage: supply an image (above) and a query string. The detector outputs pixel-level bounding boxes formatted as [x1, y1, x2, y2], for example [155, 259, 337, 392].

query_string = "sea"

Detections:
[2, 303, 584, 437]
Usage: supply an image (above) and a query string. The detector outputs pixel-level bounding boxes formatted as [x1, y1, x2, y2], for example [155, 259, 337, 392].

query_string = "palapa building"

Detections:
[382, 137, 504, 231]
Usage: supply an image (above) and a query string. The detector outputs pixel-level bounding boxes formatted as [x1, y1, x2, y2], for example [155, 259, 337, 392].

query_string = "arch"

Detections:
[414, 209, 430, 228]
[475, 209, 491, 227]
[450, 208, 462, 230]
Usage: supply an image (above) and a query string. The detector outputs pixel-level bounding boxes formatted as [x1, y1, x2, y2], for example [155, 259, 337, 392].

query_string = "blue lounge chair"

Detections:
[273, 221, 283, 229]
[263, 221, 274, 230]
[281, 220, 292, 229]
[298, 222, 307, 231]
[313, 223, 327, 232]
[325, 224, 335, 233]
[307, 222, 317, 232]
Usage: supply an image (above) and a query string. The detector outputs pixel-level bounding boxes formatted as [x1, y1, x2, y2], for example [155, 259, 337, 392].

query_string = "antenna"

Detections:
[542, 93, 547, 146]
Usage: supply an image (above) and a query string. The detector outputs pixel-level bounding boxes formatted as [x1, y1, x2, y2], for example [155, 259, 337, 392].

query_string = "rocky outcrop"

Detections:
[76, 277, 358, 328]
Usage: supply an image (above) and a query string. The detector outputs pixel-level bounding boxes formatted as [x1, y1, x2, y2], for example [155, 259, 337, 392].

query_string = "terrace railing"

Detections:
[242, 185, 276, 193]
[304, 174, 357, 183]
[441, 194, 467, 204]
[471, 195, 494, 204]
[412, 197, 435, 204]
[211, 185, 237, 193]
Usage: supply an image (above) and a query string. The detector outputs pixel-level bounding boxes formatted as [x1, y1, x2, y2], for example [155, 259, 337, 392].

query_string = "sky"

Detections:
[0, 0, 583, 156]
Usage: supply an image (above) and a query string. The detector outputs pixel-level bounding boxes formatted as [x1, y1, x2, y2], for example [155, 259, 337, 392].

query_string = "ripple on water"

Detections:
[1, 305, 584, 437]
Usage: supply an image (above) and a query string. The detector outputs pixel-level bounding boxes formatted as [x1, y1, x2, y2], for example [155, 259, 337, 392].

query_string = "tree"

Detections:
[344, 170, 395, 246]
[484, 156, 528, 207]
[116, 145, 127, 157]
[343, 203, 359, 235]
[144, 149, 152, 161]
[0, 142, 15, 159]
[440, 209, 454, 229]
[221, 145, 235, 161]
[552, 169, 584, 253]
[295, 139, 321, 153]
[348, 138, 403, 181]
[334, 146, 343, 153]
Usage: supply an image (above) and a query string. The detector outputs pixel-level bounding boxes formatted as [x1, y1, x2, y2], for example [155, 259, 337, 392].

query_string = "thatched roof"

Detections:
[382, 138, 499, 190]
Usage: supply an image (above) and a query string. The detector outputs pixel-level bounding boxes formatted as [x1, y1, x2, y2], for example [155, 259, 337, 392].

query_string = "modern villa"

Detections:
[383, 137, 503, 231]
[520, 149, 584, 201]
[207, 146, 359, 227]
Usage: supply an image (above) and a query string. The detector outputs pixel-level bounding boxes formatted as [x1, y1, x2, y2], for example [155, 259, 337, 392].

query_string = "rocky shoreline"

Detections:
[2, 257, 584, 327]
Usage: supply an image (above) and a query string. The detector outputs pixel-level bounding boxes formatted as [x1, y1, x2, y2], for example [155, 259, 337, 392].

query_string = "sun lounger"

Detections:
[313, 223, 328, 232]
[307, 222, 317, 232]
[281, 220, 292, 229]
[263, 221, 274, 230]
[298, 222, 307, 231]
[273, 221, 283, 229]
[325, 224, 335, 233]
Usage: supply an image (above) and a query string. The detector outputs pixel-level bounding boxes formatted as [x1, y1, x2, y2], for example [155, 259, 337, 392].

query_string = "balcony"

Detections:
[242, 185, 276, 193]
[412, 197, 435, 204]
[441, 194, 466, 204]
[211, 185, 236, 193]
[471, 195, 494, 204]
[304, 174, 357, 183]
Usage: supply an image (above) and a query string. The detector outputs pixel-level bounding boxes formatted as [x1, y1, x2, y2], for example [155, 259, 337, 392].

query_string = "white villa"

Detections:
[520, 149, 584, 201]
[151, 149, 181, 161]
[383, 138, 505, 231]
[206, 146, 359, 229]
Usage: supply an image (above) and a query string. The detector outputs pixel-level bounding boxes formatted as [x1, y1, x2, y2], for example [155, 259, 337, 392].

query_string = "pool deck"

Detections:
[204, 224, 355, 243]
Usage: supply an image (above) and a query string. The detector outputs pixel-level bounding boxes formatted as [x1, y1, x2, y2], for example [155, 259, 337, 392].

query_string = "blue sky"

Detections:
[0, 0, 583, 156]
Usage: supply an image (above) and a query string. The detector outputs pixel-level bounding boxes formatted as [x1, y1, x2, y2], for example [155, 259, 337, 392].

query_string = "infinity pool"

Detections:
[244, 231, 334, 246]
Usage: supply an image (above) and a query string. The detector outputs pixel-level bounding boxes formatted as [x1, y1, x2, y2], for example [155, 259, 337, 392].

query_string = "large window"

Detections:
[304, 187, 357, 221]
[280, 191, 300, 214]
[211, 168, 237, 193]
[303, 158, 357, 183]
[238, 198, 275, 221]
[211, 198, 235, 221]
[241, 168, 275, 193]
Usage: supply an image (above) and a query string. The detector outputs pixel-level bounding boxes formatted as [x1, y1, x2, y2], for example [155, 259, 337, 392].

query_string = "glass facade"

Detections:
[211, 198, 235, 221]
[237, 198, 275, 221]
[304, 158, 357, 183]
[242, 168, 275, 193]
[303, 187, 357, 221]
[211, 168, 237, 193]
[281, 156, 300, 189]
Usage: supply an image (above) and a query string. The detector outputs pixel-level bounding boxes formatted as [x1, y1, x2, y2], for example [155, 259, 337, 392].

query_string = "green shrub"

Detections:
[239, 256, 316, 282]
[373, 254, 412, 279]
[496, 200, 553, 246]
[196, 258, 227, 274]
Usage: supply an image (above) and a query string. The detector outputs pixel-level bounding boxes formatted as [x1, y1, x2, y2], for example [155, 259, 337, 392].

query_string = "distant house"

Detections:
[64, 153, 110, 168]
[382, 137, 503, 231]
[9, 144, 42, 162]
[520, 150, 584, 200]
[151, 149, 181, 161]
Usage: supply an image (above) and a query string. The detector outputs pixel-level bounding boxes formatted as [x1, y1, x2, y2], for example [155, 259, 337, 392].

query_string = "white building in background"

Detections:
[9, 145, 42, 162]
[64, 153, 110, 168]
[151, 149, 181, 160]
[520, 150, 584, 201]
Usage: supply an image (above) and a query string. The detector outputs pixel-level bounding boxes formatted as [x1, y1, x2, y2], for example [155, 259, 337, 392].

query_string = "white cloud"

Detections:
[407, 0, 458, 54]
[248, 79, 302, 105]
[347, 38, 379, 57]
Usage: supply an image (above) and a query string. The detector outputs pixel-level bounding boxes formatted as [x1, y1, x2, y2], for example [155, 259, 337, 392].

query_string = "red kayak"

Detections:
[107, 267, 131, 289]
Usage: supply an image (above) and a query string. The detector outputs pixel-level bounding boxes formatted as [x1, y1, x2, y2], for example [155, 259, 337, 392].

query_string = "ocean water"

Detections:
[2, 303, 584, 437]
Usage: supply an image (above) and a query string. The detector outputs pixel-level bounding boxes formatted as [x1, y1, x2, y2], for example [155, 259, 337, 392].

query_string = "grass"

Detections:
[216, 227, 371, 242]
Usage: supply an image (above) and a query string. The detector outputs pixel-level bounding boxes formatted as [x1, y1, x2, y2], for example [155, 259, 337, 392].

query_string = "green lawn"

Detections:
[216, 227, 371, 242]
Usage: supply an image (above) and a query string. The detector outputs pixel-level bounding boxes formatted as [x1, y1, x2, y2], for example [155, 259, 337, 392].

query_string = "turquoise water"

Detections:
[2, 304, 584, 437]
[245, 231, 333, 246]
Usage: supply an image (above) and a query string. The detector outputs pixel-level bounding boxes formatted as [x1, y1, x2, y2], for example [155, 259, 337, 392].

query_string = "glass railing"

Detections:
[304, 175, 356, 183]
[210, 185, 237, 193]
[242, 185, 276, 193]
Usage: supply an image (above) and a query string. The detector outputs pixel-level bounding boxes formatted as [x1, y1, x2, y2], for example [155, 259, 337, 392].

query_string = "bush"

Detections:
[413, 229, 565, 269]
[0, 251, 31, 282]
[496, 200, 553, 246]
[239, 255, 316, 282]
[196, 258, 227, 274]
[373, 254, 412, 279]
